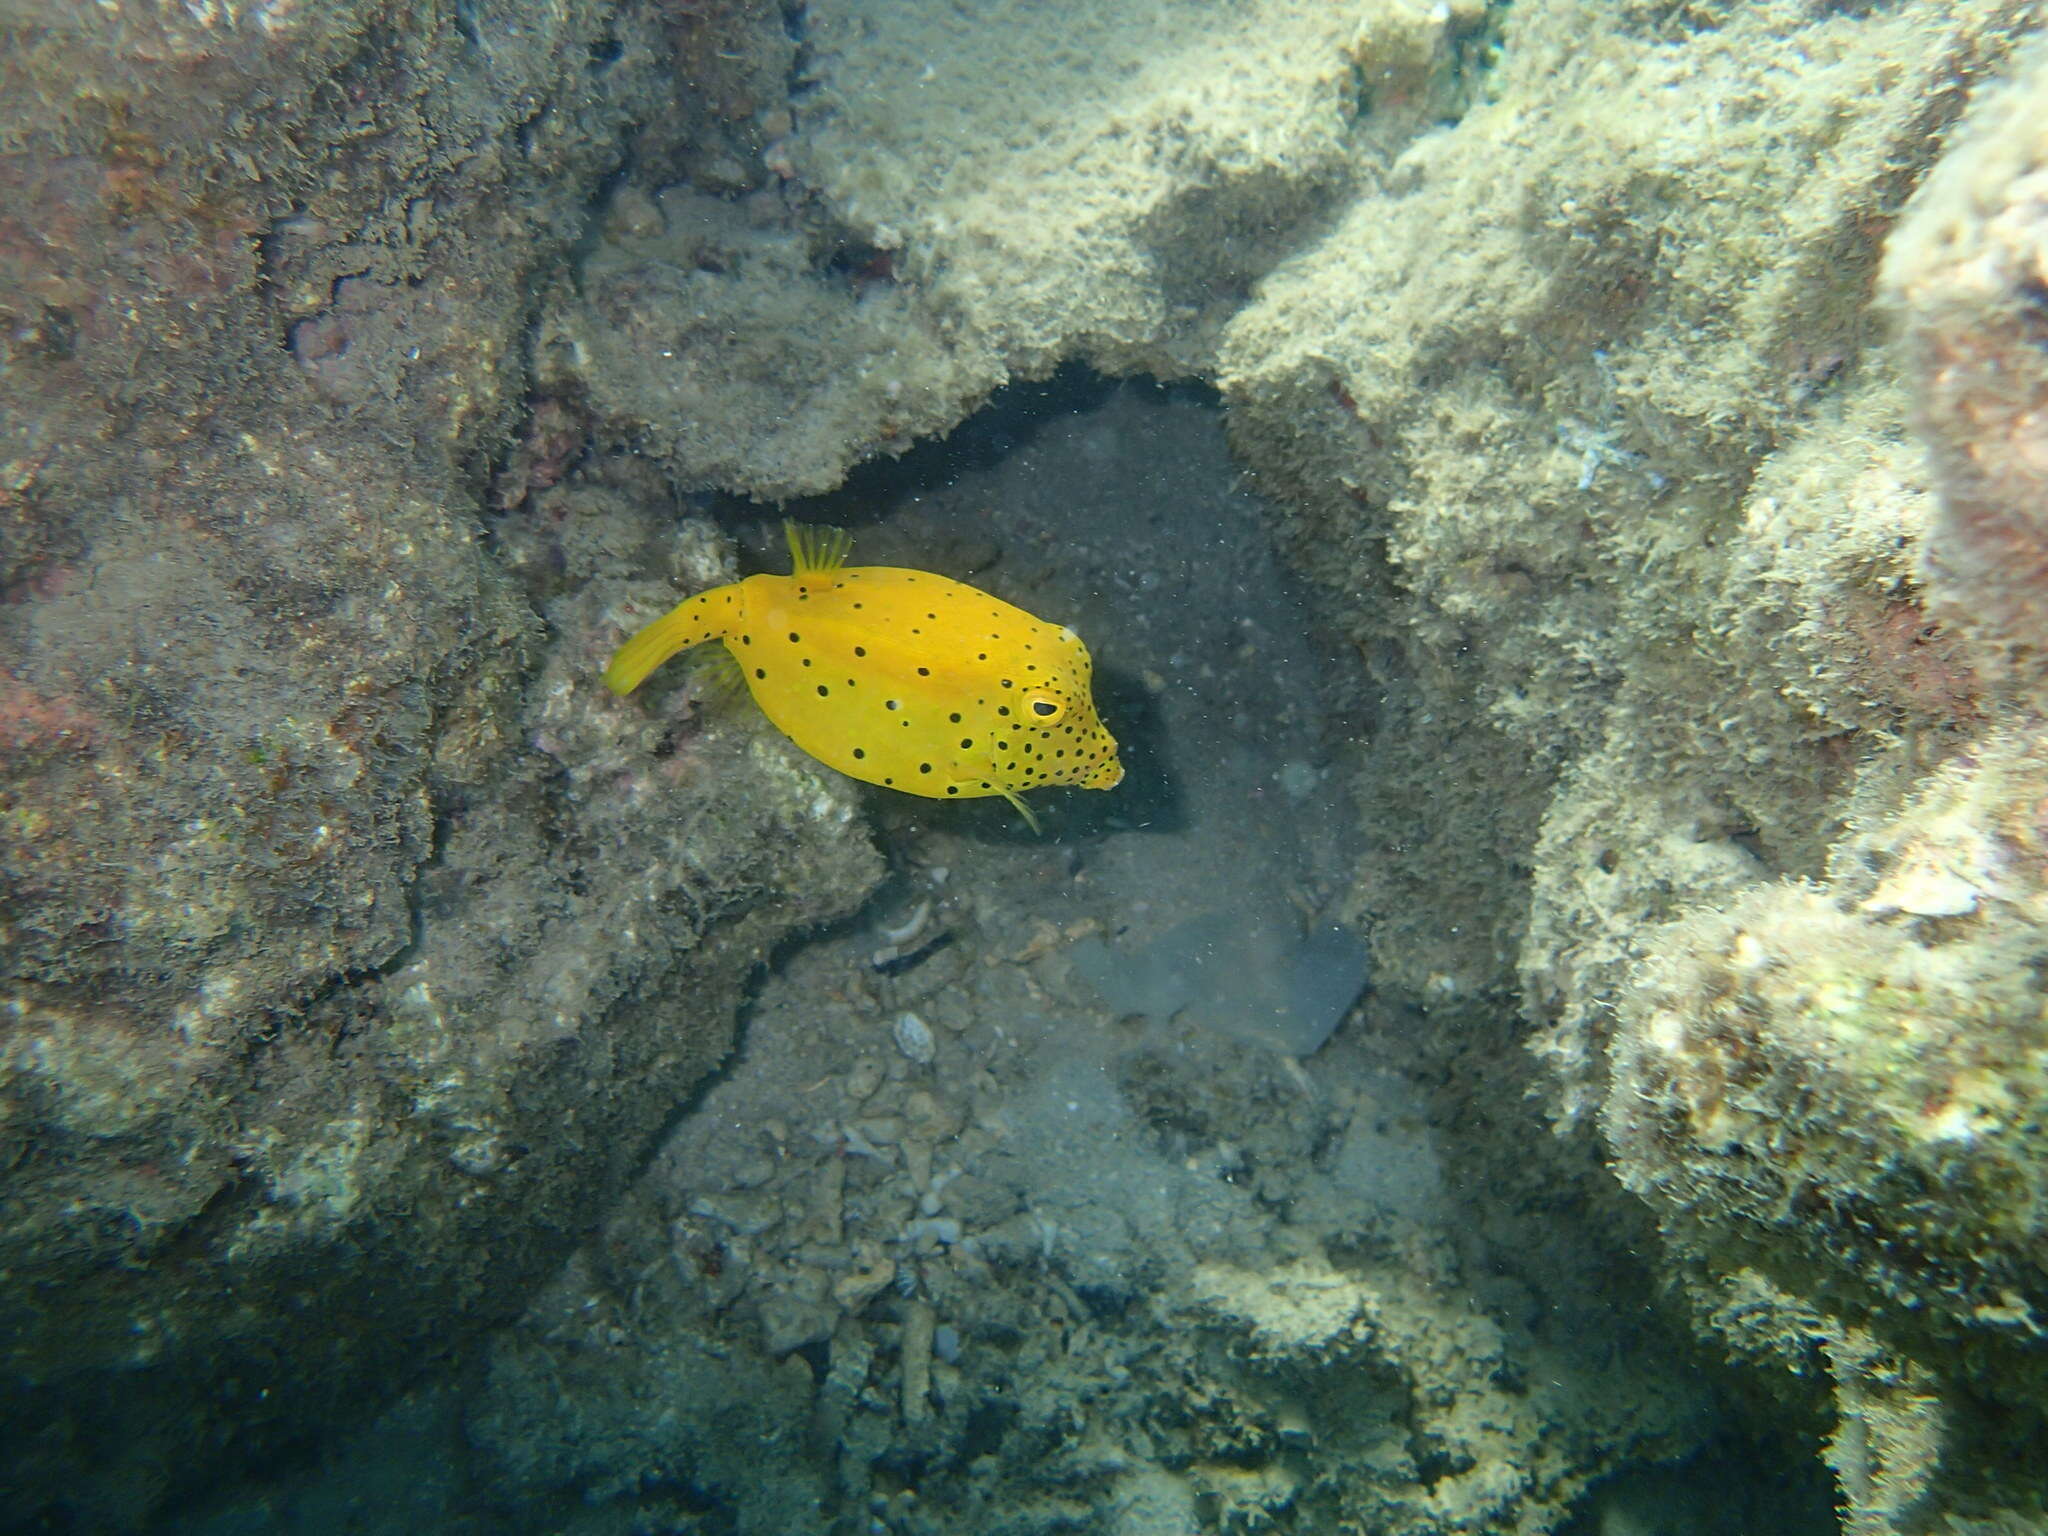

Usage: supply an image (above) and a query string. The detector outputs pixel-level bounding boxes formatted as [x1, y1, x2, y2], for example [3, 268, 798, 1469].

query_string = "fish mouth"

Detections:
[1084, 757, 1124, 790]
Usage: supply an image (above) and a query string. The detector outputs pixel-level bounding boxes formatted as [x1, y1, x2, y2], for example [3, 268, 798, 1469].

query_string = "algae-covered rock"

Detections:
[1199, 0, 2048, 1526]
[1594, 46, 2048, 1525]
[1608, 733, 2048, 1357]
[0, 6, 880, 1528]
[1884, 32, 2048, 690]
[546, 0, 1409, 497]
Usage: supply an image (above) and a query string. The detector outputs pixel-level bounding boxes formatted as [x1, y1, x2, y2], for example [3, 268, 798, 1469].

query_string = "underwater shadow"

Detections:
[723, 367, 1219, 543]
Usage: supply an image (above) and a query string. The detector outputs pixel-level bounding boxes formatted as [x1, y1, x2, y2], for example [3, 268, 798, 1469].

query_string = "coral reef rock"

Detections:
[1884, 33, 2048, 689]
[0, 5, 878, 1528]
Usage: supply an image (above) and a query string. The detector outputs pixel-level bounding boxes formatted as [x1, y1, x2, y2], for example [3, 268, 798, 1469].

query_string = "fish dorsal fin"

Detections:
[785, 521, 852, 577]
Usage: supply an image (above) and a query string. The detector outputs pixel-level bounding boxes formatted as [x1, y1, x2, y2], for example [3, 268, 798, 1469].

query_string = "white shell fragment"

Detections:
[879, 900, 932, 948]
[893, 1009, 936, 1065]
[1861, 859, 1981, 918]
[1859, 808, 2003, 919]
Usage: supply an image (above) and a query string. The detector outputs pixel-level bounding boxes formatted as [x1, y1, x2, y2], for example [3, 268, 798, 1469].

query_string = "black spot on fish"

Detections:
[789, 632, 800, 642]
[854, 645, 866, 656]
[817, 684, 829, 697]
[917, 666, 930, 676]
[853, 747, 866, 759]
[919, 763, 932, 774]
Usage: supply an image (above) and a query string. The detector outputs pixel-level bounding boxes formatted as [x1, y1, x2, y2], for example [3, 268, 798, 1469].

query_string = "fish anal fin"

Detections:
[785, 520, 853, 577]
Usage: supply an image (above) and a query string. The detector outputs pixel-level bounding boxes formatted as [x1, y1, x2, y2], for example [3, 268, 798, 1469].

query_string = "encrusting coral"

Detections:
[1883, 33, 2048, 689]
[1594, 38, 2048, 1532]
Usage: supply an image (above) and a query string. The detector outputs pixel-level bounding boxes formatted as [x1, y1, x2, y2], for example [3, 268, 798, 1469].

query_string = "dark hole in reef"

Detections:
[1555, 1432, 1838, 1536]
[957, 1399, 1018, 1463]
[722, 368, 1204, 551]
[791, 1337, 831, 1381]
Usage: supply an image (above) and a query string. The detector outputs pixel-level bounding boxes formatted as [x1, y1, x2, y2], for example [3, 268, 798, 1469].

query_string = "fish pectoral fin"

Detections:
[682, 642, 748, 700]
[995, 785, 1042, 835]
[784, 520, 853, 577]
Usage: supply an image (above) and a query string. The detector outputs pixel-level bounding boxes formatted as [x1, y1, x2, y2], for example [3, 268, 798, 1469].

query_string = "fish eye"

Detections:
[1028, 696, 1062, 719]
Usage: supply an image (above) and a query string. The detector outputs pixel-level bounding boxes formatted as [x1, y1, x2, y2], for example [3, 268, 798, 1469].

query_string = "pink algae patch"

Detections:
[0, 677, 99, 760]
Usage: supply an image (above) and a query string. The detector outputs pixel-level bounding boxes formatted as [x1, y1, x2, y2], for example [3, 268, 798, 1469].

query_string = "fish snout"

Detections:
[1084, 754, 1124, 790]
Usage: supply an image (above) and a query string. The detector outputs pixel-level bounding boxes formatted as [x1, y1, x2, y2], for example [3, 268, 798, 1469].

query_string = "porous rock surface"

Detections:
[0, 4, 877, 1527]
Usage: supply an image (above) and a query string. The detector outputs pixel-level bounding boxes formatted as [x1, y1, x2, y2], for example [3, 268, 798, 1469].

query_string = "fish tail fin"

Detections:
[997, 785, 1043, 835]
[604, 586, 737, 696]
[785, 520, 853, 577]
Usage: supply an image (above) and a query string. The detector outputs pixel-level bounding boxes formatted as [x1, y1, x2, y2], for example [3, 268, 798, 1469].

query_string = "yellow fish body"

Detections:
[605, 524, 1122, 827]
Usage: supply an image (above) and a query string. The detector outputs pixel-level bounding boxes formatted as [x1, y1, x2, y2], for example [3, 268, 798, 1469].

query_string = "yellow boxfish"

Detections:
[605, 523, 1123, 829]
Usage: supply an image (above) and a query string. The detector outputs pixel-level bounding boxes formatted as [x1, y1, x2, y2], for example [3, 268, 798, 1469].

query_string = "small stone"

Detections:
[903, 1089, 959, 1141]
[903, 1138, 933, 1194]
[893, 1010, 936, 1065]
[901, 1299, 935, 1422]
[602, 184, 662, 241]
[845, 1058, 885, 1101]
[833, 1241, 895, 1312]
[852, 1115, 902, 1145]
[758, 1292, 834, 1356]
